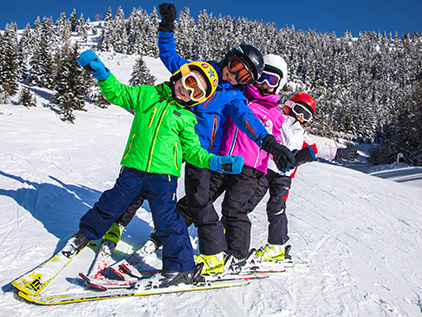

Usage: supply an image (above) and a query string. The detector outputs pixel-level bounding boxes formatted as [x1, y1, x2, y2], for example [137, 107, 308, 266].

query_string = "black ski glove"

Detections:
[335, 145, 358, 161]
[158, 3, 177, 32]
[261, 134, 295, 171]
[293, 146, 316, 167]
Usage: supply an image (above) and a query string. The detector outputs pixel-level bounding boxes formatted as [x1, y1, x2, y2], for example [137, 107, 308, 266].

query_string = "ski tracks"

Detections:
[207, 288, 248, 316]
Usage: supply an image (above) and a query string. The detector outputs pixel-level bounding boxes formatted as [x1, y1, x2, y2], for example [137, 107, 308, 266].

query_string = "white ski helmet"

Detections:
[261, 54, 288, 94]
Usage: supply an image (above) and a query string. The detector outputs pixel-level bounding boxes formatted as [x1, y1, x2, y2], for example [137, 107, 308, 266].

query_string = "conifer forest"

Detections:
[1, 6, 421, 165]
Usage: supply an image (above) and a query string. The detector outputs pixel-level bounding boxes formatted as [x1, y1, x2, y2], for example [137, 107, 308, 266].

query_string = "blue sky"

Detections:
[2, 0, 421, 37]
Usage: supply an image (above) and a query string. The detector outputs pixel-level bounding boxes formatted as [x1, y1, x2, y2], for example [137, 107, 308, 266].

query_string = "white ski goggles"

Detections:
[180, 64, 207, 102]
[256, 71, 281, 88]
[285, 100, 313, 121]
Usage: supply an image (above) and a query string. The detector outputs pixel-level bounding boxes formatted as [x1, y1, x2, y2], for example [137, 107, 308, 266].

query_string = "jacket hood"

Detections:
[245, 84, 280, 105]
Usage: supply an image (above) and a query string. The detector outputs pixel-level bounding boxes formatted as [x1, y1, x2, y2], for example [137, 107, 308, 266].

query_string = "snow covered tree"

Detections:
[98, 7, 114, 52]
[53, 43, 86, 123]
[69, 9, 78, 32]
[0, 23, 20, 97]
[129, 56, 156, 86]
[77, 13, 89, 42]
[56, 13, 72, 44]
[29, 17, 55, 89]
[127, 8, 148, 55]
[174, 8, 196, 60]
[18, 86, 37, 107]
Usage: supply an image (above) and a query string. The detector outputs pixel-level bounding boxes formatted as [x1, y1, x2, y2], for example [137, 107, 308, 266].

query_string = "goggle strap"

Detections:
[180, 64, 191, 77]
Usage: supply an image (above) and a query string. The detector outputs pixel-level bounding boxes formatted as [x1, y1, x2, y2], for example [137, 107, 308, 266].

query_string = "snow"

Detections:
[1, 55, 422, 316]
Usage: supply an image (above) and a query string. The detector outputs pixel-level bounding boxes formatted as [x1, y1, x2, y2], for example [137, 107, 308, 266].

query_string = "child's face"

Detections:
[254, 82, 275, 96]
[221, 66, 239, 86]
[174, 71, 208, 103]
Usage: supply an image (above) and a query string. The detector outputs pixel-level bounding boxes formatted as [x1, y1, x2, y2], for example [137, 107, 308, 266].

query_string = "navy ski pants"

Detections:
[79, 167, 195, 272]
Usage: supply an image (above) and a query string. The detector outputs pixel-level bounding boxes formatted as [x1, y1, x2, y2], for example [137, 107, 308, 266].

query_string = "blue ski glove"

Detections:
[209, 155, 244, 174]
[77, 50, 110, 81]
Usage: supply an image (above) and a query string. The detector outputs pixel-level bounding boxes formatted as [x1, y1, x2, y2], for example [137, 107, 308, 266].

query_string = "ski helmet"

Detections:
[221, 44, 264, 85]
[284, 92, 316, 123]
[170, 61, 219, 106]
[255, 54, 288, 94]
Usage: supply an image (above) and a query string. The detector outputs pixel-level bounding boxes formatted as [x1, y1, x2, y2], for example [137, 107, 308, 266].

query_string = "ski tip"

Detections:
[12, 279, 43, 296]
[108, 267, 127, 280]
[78, 272, 90, 282]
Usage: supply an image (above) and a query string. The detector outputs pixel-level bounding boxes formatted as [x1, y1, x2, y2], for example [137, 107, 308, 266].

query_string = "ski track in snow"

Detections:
[1, 55, 422, 315]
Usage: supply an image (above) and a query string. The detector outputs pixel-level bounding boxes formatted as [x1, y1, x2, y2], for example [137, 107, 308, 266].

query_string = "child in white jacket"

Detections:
[248, 92, 358, 261]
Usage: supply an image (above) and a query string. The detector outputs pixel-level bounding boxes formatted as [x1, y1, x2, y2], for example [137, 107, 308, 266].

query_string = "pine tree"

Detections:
[18, 86, 37, 107]
[129, 56, 156, 86]
[98, 7, 114, 52]
[127, 7, 147, 55]
[29, 18, 55, 89]
[54, 43, 86, 123]
[77, 13, 88, 42]
[113, 6, 128, 53]
[69, 9, 78, 32]
[0, 23, 20, 96]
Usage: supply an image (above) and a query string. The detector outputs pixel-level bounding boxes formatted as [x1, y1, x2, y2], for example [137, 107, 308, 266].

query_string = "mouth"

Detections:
[177, 86, 187, 99]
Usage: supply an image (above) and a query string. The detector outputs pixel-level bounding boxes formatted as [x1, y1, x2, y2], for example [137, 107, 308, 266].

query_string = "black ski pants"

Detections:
[178, 163, 263, 259]
[247, 170, 292, 245]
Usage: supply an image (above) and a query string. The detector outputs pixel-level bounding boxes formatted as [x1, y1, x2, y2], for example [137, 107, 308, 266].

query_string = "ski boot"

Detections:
[62, 230, 90, 258]
[103, 222, 124, 245]
[139, 229, 162, 255]
[194, 252, 227, 275]
[145, 264, 203, 288]
[225, 249, 257, 273]
[254, 244, 292, 262]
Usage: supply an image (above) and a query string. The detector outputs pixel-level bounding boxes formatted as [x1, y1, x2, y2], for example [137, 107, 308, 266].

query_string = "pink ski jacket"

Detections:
[217, 85, 285, 173]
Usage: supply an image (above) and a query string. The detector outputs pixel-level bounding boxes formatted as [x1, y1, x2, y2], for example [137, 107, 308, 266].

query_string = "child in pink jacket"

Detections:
[189, 54, 290, 271]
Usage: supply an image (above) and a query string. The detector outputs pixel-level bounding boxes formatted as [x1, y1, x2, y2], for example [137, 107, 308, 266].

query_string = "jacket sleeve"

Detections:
[179, 114, 214, 169]
[224, 93, 269, 145]
[97, 74, 151, 111]
[159, 31, 189, 73]
[302, 134, 337, 160]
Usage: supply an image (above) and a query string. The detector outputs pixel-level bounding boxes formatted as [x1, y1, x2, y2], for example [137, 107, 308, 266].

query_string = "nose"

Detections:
[227, 73, 238, 85]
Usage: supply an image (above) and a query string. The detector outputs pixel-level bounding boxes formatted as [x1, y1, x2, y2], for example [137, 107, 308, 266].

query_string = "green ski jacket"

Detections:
[98, 74, 214, 177]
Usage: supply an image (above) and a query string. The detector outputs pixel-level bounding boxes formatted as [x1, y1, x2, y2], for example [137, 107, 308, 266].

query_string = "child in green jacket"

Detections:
[62, 50, 243, 288]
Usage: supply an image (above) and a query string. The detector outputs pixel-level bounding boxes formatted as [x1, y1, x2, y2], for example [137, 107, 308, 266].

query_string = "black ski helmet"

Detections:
[221, 44, 264, 85]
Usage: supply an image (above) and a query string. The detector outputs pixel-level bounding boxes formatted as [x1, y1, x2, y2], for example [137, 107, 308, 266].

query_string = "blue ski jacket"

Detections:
[159, 31, 269, 154]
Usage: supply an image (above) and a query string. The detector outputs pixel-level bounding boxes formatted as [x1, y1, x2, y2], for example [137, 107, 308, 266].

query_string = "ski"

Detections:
[107, 249, 153, 280]
[81, 269, 268, 290]
[11, 243, 89, 296]
[79, 272, 138, 290]
[17, 279, 250, 305]
[244, 259, 310, 272]
[86, 239, 116, 280]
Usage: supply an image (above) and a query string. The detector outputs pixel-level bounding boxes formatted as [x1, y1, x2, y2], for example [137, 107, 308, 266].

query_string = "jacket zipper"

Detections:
[173, 142, 179, 170]
[146, 103, 170, 172]
[123, 133, 136, 159]
[148, 108, 158, 127]
[209, 115, 218, 151]
[228, 127, 239, 155]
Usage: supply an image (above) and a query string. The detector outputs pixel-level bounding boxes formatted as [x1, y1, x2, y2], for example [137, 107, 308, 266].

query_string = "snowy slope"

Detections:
[1, 55, 422, 316]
